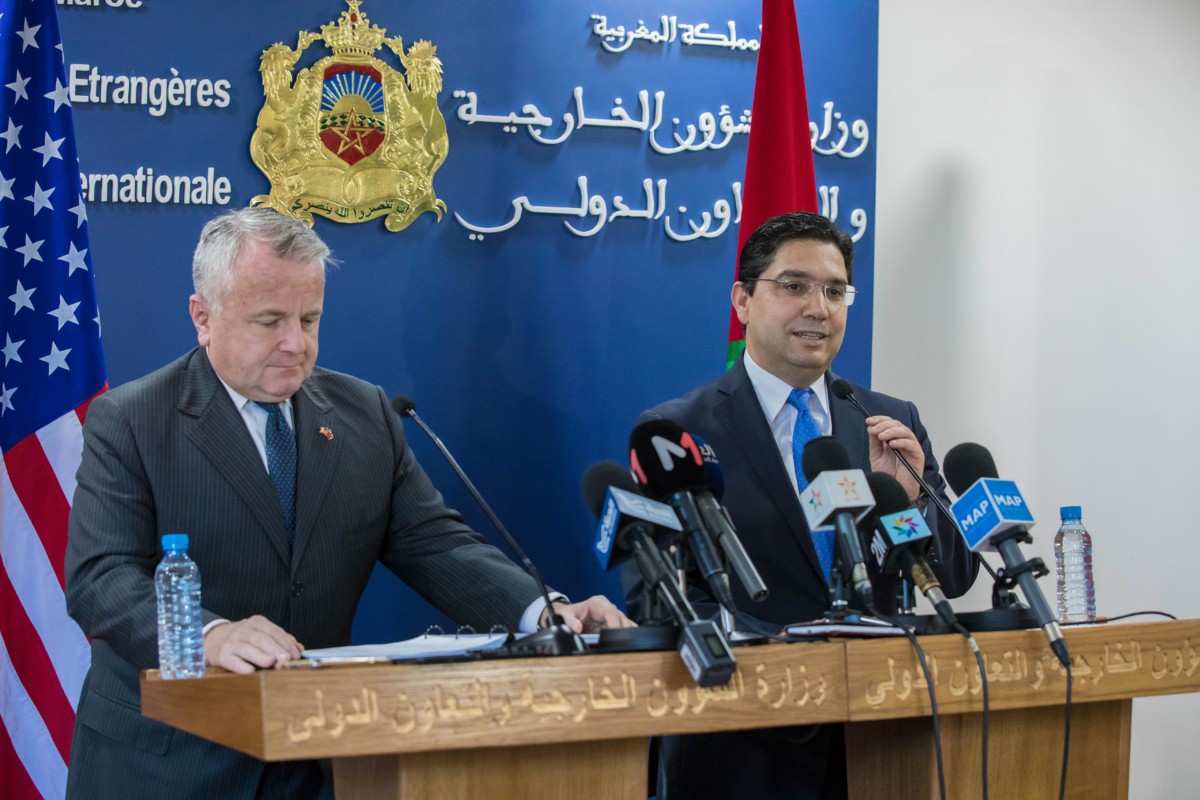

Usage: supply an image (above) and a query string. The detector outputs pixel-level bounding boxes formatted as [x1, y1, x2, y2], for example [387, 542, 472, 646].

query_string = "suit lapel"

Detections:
[179, 350, 292, 565]
[291, 376, 341, 565]
[712, 359, 828, 584]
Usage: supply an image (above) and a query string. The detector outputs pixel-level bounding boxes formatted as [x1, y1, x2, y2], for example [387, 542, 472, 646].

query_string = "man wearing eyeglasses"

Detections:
[633, 211, 976, 800]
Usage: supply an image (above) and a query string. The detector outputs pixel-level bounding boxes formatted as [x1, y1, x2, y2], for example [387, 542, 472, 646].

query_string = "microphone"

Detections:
[628, 419, 737, 612]
[943, 442, 1069, 667]
[863, 472, 960, 629]
[582, 462, 682, 571]
[582, 462, 691, 624]
[581, 462, 737, 687]
[830, 378, 961, 532]
[799, 437, 876, 605]
[686, 433, 769, 603]
[391, 396, 585, 655]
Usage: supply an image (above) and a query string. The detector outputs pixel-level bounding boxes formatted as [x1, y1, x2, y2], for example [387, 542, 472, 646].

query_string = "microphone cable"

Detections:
[869, 604, 947, 800]
[904, 624, 946, 800]
[966, 629, 989, 800]
[1059, 659, 1073, 800]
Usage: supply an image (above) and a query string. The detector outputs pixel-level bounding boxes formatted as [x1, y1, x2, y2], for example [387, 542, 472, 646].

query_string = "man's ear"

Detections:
[731, 282, 751, 326]
[189, 295, 212, 347]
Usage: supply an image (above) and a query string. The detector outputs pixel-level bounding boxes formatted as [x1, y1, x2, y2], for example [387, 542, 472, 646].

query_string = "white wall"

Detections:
[875, 1, 1200, 796]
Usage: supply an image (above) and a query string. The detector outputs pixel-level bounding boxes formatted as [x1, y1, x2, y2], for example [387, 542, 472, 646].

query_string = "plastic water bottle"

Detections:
[155, 533, 205, 679]
[1054, 506, 1096, 623]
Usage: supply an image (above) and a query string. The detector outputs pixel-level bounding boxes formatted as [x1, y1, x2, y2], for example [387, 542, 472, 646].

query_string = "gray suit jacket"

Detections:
[64, 348, 541, 798]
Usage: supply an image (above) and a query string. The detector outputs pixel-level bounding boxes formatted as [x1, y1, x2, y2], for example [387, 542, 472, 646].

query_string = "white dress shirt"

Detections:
[742, 352, 832, 497]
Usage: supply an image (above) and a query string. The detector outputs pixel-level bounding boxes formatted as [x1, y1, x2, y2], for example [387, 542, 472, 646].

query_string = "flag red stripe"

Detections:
[76, 383, 108, 426]
[0, 558, 75, 762]
[5, 436, 72, 590]
[728, 0, 820, 351]
[0, 719, 46, 800]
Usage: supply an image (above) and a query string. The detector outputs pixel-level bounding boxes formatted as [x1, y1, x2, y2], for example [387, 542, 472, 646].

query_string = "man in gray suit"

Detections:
[64, 208, 630, 798]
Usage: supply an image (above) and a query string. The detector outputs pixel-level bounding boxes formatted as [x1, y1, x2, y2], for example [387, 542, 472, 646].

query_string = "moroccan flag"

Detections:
[727, 0, 820, 368]
[1, 1, 107, 796]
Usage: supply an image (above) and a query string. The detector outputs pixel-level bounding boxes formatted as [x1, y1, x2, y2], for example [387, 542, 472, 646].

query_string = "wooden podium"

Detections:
[142, 619, 1200, 799]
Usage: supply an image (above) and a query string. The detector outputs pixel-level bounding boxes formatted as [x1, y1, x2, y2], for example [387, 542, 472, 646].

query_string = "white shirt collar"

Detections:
[742, 351, 830, 427]
[214, 372, 292, 414]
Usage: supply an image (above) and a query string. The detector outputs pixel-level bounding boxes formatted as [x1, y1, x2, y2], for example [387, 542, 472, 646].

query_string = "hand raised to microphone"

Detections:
[541, 596, 636, 633]
[865, 415, 924, 500]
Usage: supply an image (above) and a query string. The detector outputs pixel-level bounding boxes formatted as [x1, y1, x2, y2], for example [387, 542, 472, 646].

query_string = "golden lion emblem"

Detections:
[250, 0, 448, 232]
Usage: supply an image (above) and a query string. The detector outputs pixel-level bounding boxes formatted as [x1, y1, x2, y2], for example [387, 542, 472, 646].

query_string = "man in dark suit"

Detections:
[64, 208, 630, 799]
[635, 212, 977, 800]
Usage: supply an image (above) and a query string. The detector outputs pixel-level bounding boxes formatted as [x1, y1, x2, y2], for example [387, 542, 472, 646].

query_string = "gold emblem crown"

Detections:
[320, 0, 387, 58]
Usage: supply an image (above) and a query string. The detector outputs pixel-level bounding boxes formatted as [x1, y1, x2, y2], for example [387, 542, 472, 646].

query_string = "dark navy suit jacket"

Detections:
[630, 356, 977, 800]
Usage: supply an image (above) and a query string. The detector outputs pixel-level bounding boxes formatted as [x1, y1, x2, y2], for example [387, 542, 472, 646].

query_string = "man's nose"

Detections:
[277, 319, 305, 351]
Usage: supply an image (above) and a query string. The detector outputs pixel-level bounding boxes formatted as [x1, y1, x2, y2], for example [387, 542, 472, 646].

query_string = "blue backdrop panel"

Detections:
[56, 1, 878, 643]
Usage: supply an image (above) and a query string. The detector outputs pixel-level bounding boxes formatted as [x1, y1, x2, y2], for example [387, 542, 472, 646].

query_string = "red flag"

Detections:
[727, 0, 819, 367]
[2, 1, 107, 796]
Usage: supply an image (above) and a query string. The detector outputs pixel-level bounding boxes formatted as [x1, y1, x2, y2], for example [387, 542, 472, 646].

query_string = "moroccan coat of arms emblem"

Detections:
[250, 1, 448, 232]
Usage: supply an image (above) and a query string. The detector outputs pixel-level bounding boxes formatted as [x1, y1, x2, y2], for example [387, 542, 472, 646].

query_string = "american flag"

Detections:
[1, 1, 107, 797]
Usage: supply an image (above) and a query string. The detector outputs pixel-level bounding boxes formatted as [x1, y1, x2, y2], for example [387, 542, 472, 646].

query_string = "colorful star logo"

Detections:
[890, 515, 920, 539]
[838, 475, 860, 500]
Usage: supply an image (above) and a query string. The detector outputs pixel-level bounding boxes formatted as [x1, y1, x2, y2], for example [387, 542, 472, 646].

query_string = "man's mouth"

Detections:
[792, 331, 826, 341]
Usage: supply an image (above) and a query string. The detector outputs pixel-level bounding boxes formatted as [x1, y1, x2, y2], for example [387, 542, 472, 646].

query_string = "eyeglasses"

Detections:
[742, 277, 857, 307]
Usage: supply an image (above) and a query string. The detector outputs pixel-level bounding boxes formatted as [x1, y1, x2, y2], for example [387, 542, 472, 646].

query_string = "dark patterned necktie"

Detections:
[255, 401, 296, 544]
[787, 388, 834, 580]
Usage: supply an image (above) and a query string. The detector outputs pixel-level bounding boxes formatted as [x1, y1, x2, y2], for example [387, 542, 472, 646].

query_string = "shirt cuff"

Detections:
[202, 618, 230, 636]
[519, 593, 569, 633]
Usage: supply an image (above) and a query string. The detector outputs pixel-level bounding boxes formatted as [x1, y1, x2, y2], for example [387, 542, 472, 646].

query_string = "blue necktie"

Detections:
[787, 388, 835, 580]
[256, 401, 296, 545]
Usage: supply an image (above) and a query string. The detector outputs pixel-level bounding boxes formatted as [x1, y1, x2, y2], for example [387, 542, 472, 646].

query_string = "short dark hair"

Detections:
[737, 212, 854, 292]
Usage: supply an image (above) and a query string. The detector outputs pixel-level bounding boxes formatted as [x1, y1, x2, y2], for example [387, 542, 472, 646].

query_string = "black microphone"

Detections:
[830, 378, 958, 529]
[628, 419, 737, 612]
[581, 462, 737, 687]
[799, 437, 876, 606]
[830, 379, 1004, 591]
[581, 462, 694, 624]
[685, 433, 769, 603]
[863, 472, 960, 629]
[391, 396, 585, 655]
[943, 442, 1069, 667]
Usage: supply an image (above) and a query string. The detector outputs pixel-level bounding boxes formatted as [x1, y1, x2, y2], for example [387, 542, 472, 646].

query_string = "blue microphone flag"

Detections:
[950, 478, 1035, 551]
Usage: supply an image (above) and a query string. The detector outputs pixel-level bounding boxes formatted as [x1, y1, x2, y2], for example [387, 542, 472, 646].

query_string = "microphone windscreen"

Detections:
[628, 418, 705, 497]
[829, 378, 854, 401]
[391, 395, 416, 416]
[943, 442, 999, 495]
[865, 472, 910, 515]
[801, 436, 852, 482]
[581, 461, 638, 519]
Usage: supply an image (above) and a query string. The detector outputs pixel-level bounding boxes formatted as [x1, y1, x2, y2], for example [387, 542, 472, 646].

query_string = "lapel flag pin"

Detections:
[319, 426, 334, 441]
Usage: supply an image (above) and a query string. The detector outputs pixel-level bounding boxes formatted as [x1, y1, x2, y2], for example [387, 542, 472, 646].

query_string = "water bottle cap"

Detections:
[1059, 505, 1082, 521]
[161, 533, 189, 552]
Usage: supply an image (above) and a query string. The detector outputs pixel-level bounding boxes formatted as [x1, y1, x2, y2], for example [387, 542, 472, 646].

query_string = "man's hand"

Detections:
[542, 596, 636, 633]
[865, 415, 924, 500]
[203, 615, 303, 674]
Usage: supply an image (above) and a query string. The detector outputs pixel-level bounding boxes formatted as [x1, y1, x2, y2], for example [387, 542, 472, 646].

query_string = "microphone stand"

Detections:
[396, 399, 585, 656]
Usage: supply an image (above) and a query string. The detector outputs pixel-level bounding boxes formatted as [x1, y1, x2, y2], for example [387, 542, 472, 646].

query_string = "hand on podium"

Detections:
[543, 596, 636, 633]
[203, 615, 303, 673]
